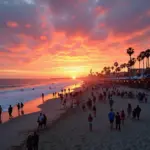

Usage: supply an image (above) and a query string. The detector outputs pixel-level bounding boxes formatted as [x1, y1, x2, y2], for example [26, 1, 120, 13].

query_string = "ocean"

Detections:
[0, 78, 81, 111]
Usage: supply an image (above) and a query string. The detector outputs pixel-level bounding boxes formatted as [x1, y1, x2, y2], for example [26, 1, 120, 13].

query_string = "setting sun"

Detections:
[72, 76, 76, 80]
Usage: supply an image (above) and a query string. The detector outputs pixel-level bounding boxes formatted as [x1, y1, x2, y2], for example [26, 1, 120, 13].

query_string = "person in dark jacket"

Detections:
[43, 114, 47, 128]
[26, 134, 33, 150]
[8, 105, 13, 119]
[17, 103, 20, 115]
[115, 112, 121, 131]
[127, 103, 132, 118]
[0, 105, 2, 122]
[21, 102, 24, 110]
[135, 105, 141, 120]
[33, 132, 39, 150]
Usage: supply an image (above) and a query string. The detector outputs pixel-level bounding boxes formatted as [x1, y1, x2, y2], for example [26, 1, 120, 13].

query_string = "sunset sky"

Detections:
[0, 0, 150, 78]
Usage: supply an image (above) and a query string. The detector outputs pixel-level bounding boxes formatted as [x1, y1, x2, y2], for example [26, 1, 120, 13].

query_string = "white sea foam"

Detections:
[0, 80, 81, 111]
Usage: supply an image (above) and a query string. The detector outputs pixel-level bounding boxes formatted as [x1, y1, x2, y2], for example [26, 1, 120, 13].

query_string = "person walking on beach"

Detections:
[115, 112, 121, 131]
[127, 103, 132, 118]
[108, 109, 115, 130]
[43, 114, 47, 128]
[20, 102, 24, 115]
[92, 105, 96, 117]
[132, 108, 136, 119]
[88, 114, 93, 132]
[135, 105, 141, 120]
[21, 102, 24, 110]
[109, 97, 114, 109]
[8, 105, 13, 119]
[33, 132, 39, 150]
[26, 134, 33, 150]
[0, 105, 2, 122]
[120, 110, 125, 125]
[37, 113, 44, 129]
[17, 103, 20, 115]
[42, 93, 44, 103]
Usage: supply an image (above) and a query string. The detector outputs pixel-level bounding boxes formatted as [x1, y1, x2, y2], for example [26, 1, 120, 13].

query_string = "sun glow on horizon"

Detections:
[72, 76, 76, 80]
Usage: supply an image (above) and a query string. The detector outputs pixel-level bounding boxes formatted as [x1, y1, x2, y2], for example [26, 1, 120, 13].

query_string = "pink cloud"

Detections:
[6, 21, 18, 28]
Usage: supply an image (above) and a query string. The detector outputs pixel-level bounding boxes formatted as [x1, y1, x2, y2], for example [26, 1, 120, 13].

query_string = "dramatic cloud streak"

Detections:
[0, 0, 150, 78]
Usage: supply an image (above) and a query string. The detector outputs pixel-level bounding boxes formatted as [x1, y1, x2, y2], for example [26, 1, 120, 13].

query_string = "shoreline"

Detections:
[0, 82, 81, 124]
[0, 83, 82, 150]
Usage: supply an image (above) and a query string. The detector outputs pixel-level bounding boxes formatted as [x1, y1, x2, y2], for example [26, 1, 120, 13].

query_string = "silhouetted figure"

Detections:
[132, 108, 136, 119]
[135, 105, 141, 120]
[0, 105, 2, 123]
[88, 114, 93, 132]
[120, 110, 125, 125]
[127, 103, 132, 118]
[21, 102, 24, 110]
[26, 134, 33, 150]
[42, 93, 44, 102]
[115, 112, 121, 131]
[8, 105, 13, 119]
[17, 103, 20, 115]
[43, 114, 47, 128]
[109, 98, 114, 109]
[33, 132, 39, 150]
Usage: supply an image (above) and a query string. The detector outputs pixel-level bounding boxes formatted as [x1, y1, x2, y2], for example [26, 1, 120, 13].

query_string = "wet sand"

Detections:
[0, 83, 81, 150]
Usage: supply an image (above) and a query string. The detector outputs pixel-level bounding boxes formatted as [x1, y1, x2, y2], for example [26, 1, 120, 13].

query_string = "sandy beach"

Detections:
[1, 83, 150, 150]
[0, 84, 81, 150]
[36, 86, 150, 150]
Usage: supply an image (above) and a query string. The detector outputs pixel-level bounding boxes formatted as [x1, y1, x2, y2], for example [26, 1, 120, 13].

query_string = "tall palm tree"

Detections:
[140, 51, 146, 76]
[137, 55, 142, 74]
[126, 47, 134, 78]
[103, 67, 107, 75]
[127, 47, 134, 61]
[145, 49, 150, 68]
[111, 66, 114, 71]
[114, 62, 118, 67]
[131, 58, 136, 68]
[114, 62, 119, 77]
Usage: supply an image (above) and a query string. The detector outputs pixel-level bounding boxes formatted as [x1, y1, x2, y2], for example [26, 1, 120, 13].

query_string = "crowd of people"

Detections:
[78, 84, 145, 132]
[25, 83, 148, 149]
[0, 102, 24, 122]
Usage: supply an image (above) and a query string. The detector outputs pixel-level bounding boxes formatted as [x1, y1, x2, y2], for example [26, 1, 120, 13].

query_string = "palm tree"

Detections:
[114, 62, 118, 67]
[137, 55, 142, 74]
[103, 67, 107, 75]
[145, 49, 150, 68]
[131, 58, 136, 68]
[114, 62, 119, 77]
[127, 47, 134, 61]
[111, 66, 114, 71]
[127, 47, 134, 78]
[115, 67, 121, 78]
[140, 51, 146, 76]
